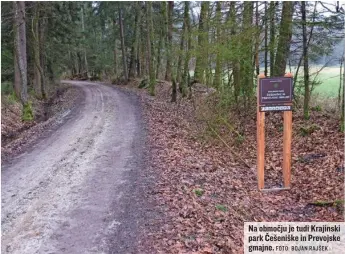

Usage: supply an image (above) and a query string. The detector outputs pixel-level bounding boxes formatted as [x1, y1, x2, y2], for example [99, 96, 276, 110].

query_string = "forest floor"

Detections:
[120, 79, 344, 254]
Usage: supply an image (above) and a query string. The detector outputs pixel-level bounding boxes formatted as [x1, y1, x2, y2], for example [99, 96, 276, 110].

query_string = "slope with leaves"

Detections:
[121, 81, 343, 253]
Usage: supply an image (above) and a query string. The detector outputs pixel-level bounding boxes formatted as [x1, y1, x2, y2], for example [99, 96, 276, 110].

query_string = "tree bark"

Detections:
[165, 1, 173, 81]
[171, 77, 177, 102]
[293, 3, 317, 97]
[194, 2, 209, 83]
[147, 1, 155, 95]
[81, 3, 88, 78]
[114, 45, 118, 77]
[302, 1, 310, 119]
[155, 2, 165, 80]
[269, 1, 275, 76]
[32, 3, 41, 98]
[240, 1, 254, 105]
[39, 13, 47, 99]
[338, 58, 343, 110]
[14, 1, 28, 105]
[129, 2, 141, 78]
[14, 44, 21, 99]
[213, 1, 222, 89]
[182, 1, 191, 98]
[255, 1, 260, 75]
[176, 5, 186, 85]
[118, 6, 128, 81]
[32, 2, 46, 99]
[229, 2, 240, 102]
[274, 1, 294, 76]
[264, 2, 268, 77]
[340, 50, 345, 132]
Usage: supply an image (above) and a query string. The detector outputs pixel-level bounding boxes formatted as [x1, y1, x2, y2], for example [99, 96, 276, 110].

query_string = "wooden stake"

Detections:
[257, 74, 266, 190]
[283, 73, 293, 188]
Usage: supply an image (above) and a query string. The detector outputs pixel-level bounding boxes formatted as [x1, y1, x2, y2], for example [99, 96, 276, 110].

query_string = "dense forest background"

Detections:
[1, 1, 345, 127]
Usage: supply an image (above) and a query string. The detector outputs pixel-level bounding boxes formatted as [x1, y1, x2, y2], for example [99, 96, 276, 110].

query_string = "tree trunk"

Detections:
[141, 27, 147, 76]
[205, 7, 212, 87]
[165, 1, 173, 81]
[137, 34, 141, 77]
[176, 7, 186, 85]
[338, 57, 343, 110]
[255, 1, 260, 75]
[40, 14, 47, 98]
[302, 1, 310, 120]
[274, 1, 294, 76]
[13, 3, 21, 99]
[119, 6, 128, 81]
[147, 1, 155, 95]
[129, 2, 141, 78]
[229, 2, 240, 103]
[264, 1, 268, 77]
[155, 2, 167, 80]
[14, 1, 28, 105]
[213, 1, 222, 89]
[194, 2, 209, 83]
[13, 44, 21, 99]
[114, 45, 118, 77]
[240, 1, 254, 105]
[293, 3, 317, 97]
[32, 2, 46, 99]
[81, 3, 88, 78]
[171, 77, 177, 102]
[14, 1, 33, 120]
[341, 51, 345, 132]
[269, 1, 275, 76]
[182, 1, 190, 98]
[32, 3, 41, 98]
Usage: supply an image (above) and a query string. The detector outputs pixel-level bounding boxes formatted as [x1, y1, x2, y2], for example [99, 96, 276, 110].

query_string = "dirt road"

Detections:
[2, 81, 148, 254]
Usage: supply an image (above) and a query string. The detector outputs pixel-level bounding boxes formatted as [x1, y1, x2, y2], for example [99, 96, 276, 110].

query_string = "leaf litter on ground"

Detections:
[120, 80, 344, 254]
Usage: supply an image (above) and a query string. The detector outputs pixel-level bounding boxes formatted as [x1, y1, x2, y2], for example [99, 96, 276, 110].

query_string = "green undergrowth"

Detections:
[22, 101, 34, 121]
[215, 204, 228, 212]
[299, 124, 320, 136]
[193, 188, 204, 197]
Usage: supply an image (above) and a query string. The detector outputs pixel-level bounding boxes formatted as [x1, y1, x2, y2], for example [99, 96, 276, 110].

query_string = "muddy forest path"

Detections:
[2, 81, 148, 254]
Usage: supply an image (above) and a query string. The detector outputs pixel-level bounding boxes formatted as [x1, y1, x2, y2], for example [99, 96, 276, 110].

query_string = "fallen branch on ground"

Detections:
[206, 120, 252, 169]
[309, 200, 344, 207]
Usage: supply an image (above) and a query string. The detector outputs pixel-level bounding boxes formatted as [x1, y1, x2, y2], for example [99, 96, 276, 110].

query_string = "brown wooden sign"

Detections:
[257, 73, 293, 191]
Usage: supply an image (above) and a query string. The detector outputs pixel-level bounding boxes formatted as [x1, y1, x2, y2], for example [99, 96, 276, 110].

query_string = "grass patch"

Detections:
[299, 124, 320, 136]
[215, 204, 228, 212]
[311, 105, 322, 112]
[193, 188, 204, 197]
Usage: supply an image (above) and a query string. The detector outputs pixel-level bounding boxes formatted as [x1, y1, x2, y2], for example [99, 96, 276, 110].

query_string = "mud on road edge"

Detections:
[101, 82, 167, 254]
[1, 83, 85, 165]
[93, 82, 165, 254]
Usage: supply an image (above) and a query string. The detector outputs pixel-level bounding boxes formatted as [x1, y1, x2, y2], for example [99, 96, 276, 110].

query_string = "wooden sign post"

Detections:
[257, 73, 293, 191]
